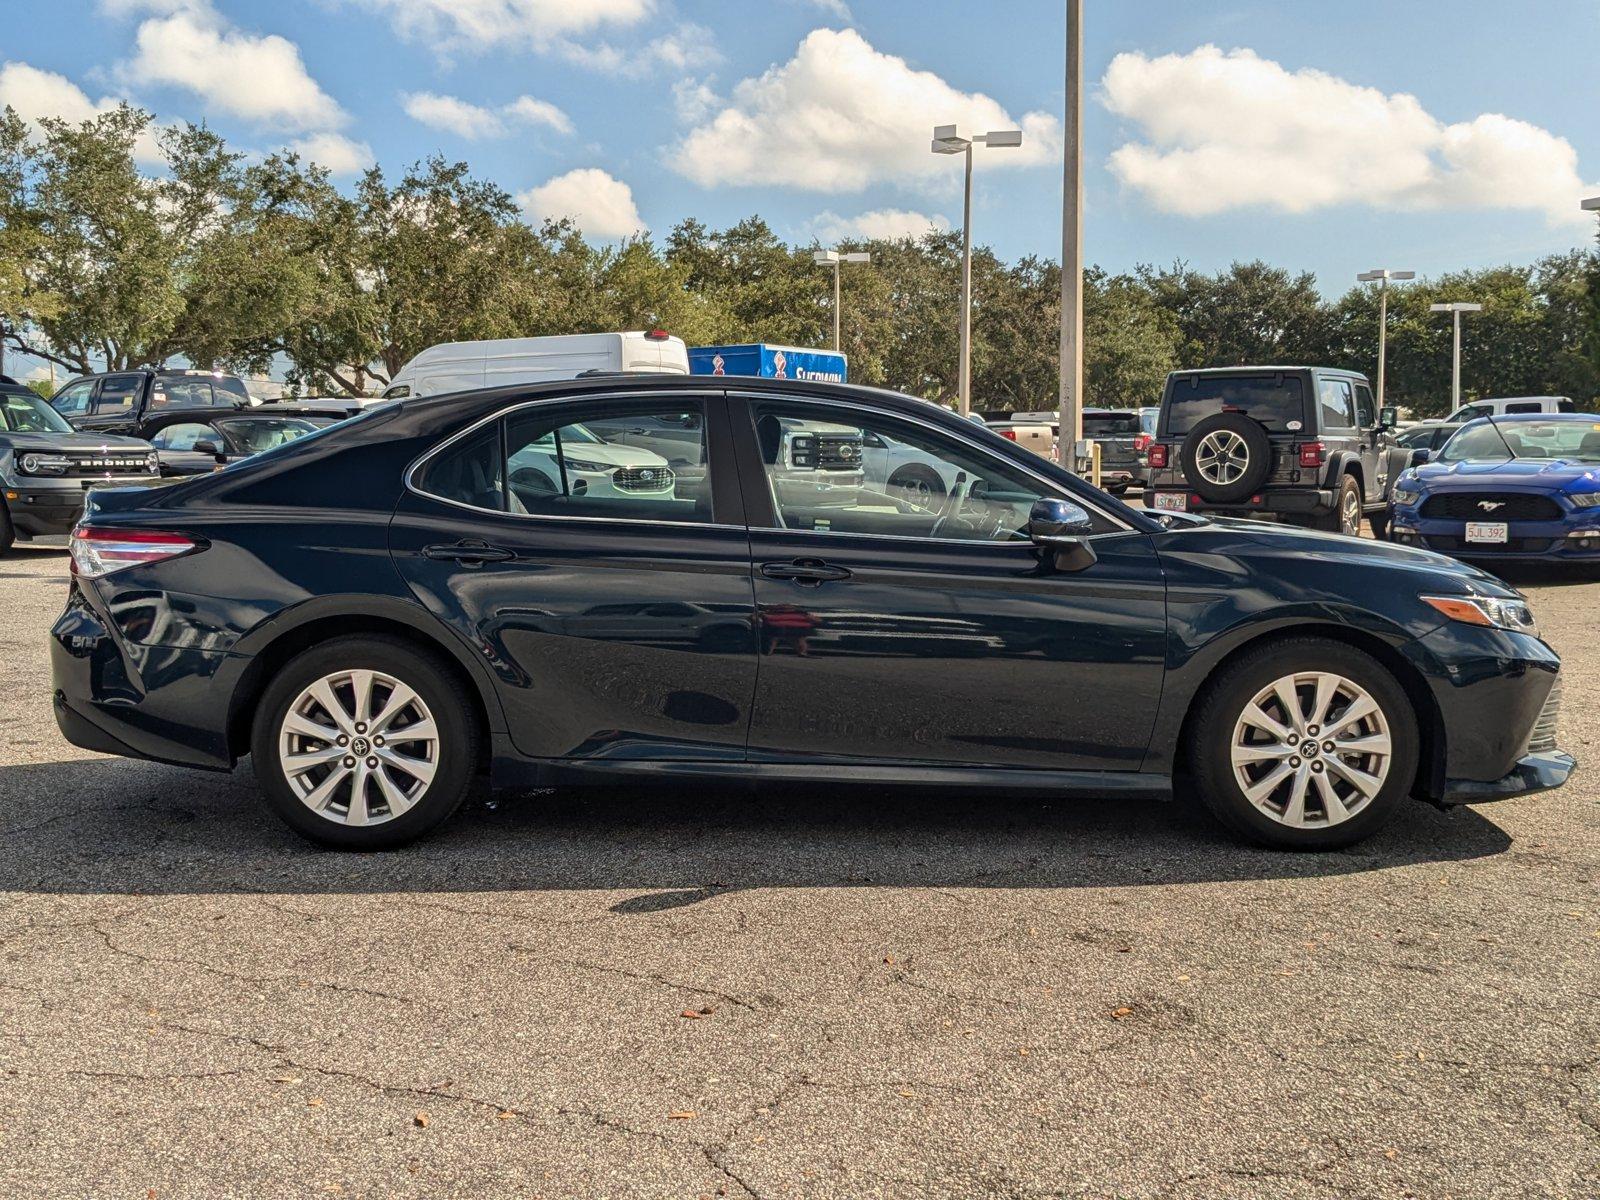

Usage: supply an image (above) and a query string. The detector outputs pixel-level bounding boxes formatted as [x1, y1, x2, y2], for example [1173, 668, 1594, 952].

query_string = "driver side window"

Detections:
[149, 422, 215, 451]
[749, 401, 1094, 543]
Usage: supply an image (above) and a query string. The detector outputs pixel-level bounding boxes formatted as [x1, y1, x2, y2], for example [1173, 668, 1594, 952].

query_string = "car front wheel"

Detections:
[1187, 637, 1419, 850]
[250, 635, 479, 848]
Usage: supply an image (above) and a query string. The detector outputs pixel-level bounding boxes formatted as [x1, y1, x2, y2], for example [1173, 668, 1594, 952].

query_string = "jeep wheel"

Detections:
[1315, 475, 1363, 536]
[1179, 413, 1273, 504]
[1368, 508, 1391, 541]
[1188, 637, 1419, 850]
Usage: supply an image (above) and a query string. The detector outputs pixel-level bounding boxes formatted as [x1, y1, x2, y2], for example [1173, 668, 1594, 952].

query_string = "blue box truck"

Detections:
[688, 344, 848, 384]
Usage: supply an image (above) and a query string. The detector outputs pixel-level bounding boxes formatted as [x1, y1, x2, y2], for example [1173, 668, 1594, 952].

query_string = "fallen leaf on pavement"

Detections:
[306, 1097, 324, 1108]
[1111, 1006, 1134, 1020]
[414, 1113, 429, 1128]
[668, 1110, 696, 1120]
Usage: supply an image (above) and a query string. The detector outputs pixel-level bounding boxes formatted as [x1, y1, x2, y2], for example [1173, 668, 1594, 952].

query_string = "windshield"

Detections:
[1, 391, 76, 434]
[1164, 376, 1307, 436]
[1439, 419, 1600, 464]
[214, 416, 326, 454]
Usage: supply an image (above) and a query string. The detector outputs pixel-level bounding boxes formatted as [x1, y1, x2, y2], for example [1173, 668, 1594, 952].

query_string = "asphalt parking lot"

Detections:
[1, 540, 1596, 1200]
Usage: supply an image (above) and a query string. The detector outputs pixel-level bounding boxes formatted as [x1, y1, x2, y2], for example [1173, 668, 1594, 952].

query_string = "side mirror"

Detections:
[1410, 448, 1432, 467]
[1379, 406, 1398, 430]
[193, 439, 225, 461]
[1028, 498, 1097, 572]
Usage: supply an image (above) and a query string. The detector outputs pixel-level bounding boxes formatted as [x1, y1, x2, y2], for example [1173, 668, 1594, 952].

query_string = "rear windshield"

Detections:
[1163, 375, 1307, 436]
[1082, 412, 1140, 436]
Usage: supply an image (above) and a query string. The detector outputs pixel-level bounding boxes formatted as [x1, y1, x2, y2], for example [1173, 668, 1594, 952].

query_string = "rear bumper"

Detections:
[50, 587, 241, 770]
[1145, 486, 1333, 516]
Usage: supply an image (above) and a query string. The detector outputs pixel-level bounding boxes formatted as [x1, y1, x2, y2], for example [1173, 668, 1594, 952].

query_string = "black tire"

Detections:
[250, 635, 480, 849]
[1314, 474, 1363, 535]
[887, 464, 947, 511]
[1187, 637, 1418, 850]
[1368, 507, 1391, 541]
[0, 501, 14, 557]
[1179, 413, 1272, 504]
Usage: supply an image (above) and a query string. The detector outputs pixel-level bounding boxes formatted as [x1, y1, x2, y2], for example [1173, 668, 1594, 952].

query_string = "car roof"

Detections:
[1468, 411, 1597, 423]
[1167, 366, 1367, 379]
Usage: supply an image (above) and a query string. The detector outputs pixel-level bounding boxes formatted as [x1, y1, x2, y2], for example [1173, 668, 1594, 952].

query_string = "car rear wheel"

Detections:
[251, 635, 479, 848]
[0, 502, 13, 556]
[1187, 637, 1418, 850]
[1314, 474, 1363, 536]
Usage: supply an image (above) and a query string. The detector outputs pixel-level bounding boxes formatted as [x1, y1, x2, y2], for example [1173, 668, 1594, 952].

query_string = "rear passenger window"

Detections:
[412, 403, 713, 523]
[152, 379, 214, 408]
[1505, 402, 1542, 414]
[1317, 378, 1356, 429]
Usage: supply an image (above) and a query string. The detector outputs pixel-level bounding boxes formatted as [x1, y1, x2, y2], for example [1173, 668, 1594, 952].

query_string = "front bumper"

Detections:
[1441, 750, 1575, 804]
[1391, 510, 1600, 560]
[5, 476, 162, 537]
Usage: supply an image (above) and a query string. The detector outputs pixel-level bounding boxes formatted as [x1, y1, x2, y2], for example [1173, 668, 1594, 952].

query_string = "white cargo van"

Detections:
[1446, 396, 1579, 422]
[381, 331, 689, 400]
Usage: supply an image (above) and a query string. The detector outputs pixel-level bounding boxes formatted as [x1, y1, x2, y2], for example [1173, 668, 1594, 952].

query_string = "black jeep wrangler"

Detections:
[1142, 367, 1411, 537]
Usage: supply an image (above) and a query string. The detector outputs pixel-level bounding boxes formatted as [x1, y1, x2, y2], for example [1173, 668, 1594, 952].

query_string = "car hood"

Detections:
[1157, 514, 1516, 596]
[1414, 458, 1600, 488]
[0, 432, 151, 453]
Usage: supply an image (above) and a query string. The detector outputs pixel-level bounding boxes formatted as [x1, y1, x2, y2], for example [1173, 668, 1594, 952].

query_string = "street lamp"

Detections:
[1356, 268, 1414, 409]
[812, 248, 870, 353]
[1582, 196, 1600, 212]
[932, 124, 1023, 415]
[1429, 302, 1483, 413]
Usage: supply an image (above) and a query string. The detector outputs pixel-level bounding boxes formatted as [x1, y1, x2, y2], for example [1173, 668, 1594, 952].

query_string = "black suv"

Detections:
[1144, 367, 1412, 537]
[49, 368, 253, 438]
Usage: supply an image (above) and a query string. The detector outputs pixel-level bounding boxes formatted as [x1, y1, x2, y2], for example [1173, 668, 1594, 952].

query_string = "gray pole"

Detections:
[958, 142, 974, 415]
[1058, 0, 1084, 465]
[1375, 278, 1388, 409]
[832, 260, 842, 353]
[1452, 309, 1462, 411]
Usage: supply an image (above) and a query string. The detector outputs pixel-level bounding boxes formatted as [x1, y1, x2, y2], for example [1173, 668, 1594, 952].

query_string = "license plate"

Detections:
[1465, 521, 1509, 544]
[1152, 492, 1188, 511]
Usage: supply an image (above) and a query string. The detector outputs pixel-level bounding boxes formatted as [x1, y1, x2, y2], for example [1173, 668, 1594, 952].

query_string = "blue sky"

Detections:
[5, 0, 1599, 304]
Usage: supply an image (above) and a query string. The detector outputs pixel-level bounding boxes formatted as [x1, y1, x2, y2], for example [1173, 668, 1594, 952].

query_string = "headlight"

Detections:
[1567, 491, 1600, 508]
[1391, 484, 1422, 506]
[561, 456, 613, 474]
[1421, 594, 1538, 637]
[145, 451, 159, 475]
[17, 452, 70, 476]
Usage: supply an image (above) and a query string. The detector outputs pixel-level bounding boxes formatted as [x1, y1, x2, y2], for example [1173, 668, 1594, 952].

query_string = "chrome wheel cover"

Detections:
[1230, 671, 1391, 828]
[1194, 429, 1251, 485]
[278, 669, 440, 826]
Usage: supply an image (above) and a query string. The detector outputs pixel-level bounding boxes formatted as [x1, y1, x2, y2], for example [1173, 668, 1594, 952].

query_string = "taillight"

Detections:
[1148, 443, 1169, 468]
[70, 525, 199, 579]
[1133, 433, 1152, 453]
[1000, 429, 1018, 440]
[1298, 441, 1326, 468]
[644, 328, 671, 341]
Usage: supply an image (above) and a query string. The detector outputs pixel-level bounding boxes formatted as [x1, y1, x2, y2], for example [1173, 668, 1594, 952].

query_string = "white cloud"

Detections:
[800, 0, 853, 19]
[402, 91, 573, 139]
[503, 95, 573, 135]
[518, 168, 645, 238]
[811, 208, 950, 241]
[289, 131, 374, 176]
[356, 0, 648, 50]
[0, 61, 164, 164]
[672, 78, 719, 124]
[124, 3, 345, 130]
[1103, 45, 1595, 227]
[672, 29, 1059, 192]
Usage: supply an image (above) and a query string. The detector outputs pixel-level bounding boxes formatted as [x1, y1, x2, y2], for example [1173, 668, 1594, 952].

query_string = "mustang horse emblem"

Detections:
[1477, 500, 1506, 513]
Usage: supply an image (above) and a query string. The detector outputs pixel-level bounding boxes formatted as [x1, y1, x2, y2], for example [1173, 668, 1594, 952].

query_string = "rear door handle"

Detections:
[422, 540, 515, 565]
[760, 558, 852, 584]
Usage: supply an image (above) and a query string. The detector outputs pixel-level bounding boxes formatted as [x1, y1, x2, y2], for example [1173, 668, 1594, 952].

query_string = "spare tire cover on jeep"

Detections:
[1179, 412, 1273, 504]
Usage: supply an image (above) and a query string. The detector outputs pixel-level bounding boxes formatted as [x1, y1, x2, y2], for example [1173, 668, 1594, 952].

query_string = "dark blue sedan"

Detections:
[1390, 413, 1600, 561]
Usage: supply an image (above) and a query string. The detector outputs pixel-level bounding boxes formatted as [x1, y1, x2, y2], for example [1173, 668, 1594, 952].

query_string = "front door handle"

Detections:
[422, 540, 515, 565]
[760, 558, 852, 584]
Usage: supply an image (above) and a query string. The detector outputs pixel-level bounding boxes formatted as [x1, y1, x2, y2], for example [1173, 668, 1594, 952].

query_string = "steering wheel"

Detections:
[929, 472, 974, 539]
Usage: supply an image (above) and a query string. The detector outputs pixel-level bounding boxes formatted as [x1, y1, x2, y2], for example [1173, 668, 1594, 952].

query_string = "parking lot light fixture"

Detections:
[932, 125, 1023, 415]
[1582, 196, 1600, 212]
[812, 248, 871, 353]
[1430, 302, 1484, 413]
[1357, 269, 1415, 409]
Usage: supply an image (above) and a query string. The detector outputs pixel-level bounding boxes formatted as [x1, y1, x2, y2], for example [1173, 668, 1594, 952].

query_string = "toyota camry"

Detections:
[51, 376, 1572, 850]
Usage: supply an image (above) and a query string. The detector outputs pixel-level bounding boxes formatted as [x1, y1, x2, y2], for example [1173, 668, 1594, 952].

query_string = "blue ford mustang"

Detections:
[1390, 413, 1600, 562]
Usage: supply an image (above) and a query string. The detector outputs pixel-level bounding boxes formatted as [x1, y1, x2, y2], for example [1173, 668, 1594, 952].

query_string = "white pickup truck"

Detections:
[975, 409, 1056, 459]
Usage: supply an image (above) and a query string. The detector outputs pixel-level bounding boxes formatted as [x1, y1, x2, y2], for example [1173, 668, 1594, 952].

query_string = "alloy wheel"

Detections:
[1342, 488, 1362, 535]
[1195, 430, 1251, 485]
[1229, 671, 1392, 828]
[277, 668, 440, 826]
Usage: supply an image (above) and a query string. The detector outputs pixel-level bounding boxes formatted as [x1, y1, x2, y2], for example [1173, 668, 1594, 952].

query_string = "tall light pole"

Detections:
[1582, 196, 1600, 213]
[1430, 302, 1483, 413]
[1059, 0, 1084, 467]
[932, 124, 1023, 415]
[812, 248, 870, 353]
[1357, 268, 1414, 409]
